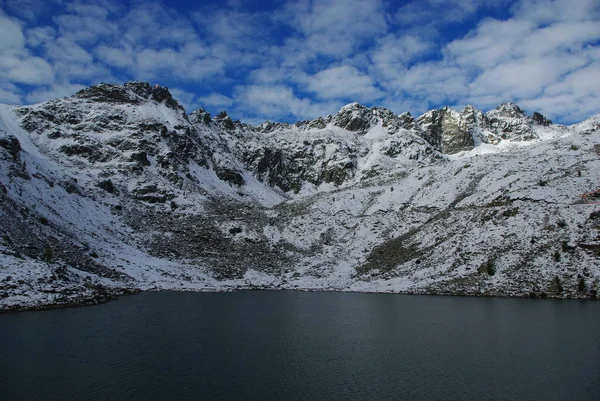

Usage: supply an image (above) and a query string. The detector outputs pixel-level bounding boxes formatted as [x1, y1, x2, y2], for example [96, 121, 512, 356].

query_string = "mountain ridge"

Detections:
[1, 81, 599, 311]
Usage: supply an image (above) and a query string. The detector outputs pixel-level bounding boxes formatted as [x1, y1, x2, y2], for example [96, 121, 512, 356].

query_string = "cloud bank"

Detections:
[0, 0, 598, 124]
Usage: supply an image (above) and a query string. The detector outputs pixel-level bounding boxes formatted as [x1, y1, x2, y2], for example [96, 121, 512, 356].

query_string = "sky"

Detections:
[0, 0, 599, 124]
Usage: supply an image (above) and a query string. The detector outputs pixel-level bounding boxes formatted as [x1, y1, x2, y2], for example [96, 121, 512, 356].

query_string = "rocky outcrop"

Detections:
[75, 81, 183, 111]
[334, 103, 373, 133]
[0, 134, 21, 161]
[532, 112, 552, 126]
[486, 103, 538, 141]
[416, 107, 475, 154]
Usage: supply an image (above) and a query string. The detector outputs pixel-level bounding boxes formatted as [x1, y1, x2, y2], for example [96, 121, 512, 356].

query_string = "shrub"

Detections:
[551, 275, 563, 295]
[570, 145, 579, 151]
[552, 250, 561, 262]
[561, 241, 575, 253]
[538, 179, 548, 187]
[477, 258, 496, 276]
[502, 207, 519, 218]
[41, 245, 53, 263]
[577, 276, 586, 293]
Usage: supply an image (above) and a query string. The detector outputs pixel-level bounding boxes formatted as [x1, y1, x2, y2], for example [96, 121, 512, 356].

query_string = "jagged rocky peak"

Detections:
[333, 103, 409, 135]
[333, 102, 374, 134]
[74, 81, 183, 111]
[532, 111, 552, 126]
[212, 111, 237, 131]
[258, 120, 292, 133]
[416, 106, 475, 154]
[488, 102, 528, 119]
[485, 103, 543, 141]
[189, 108, 212, 125]
[397, 111, 416, 130]
[460, 104, 487, 125]
[295, 115, 332, 131]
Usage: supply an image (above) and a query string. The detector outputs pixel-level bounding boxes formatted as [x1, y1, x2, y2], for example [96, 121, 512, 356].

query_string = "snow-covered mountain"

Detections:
[1, 82, 599, 311]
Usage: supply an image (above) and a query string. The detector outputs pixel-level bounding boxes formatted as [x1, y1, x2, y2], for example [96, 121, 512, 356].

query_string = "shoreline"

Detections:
[1, 284, 597, 314]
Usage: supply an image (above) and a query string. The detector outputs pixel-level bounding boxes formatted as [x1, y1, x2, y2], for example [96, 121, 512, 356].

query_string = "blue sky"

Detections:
[0, 0, 599, 124]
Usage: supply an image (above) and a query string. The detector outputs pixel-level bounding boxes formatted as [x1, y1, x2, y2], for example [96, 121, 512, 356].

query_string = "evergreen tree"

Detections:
[41, 245, 53, 263]
[577, 276, 586, 293]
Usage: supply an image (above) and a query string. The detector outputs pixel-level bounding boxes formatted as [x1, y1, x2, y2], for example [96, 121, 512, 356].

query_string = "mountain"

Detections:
[1, 82, 599, 311]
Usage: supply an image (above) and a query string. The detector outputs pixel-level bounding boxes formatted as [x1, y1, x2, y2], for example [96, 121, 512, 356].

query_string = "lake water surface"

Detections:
[1, 291, 599, 401]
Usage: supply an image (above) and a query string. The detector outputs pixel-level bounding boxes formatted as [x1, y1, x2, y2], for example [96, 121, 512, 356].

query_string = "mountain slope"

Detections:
[1, 82, 599, 311]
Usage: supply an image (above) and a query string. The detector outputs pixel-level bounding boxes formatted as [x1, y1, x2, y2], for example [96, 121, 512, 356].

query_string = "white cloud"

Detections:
[198, 93, 234, 109]
[0, 81, 22, 104]
[53, 5, 117, 43]
[24, 83, 86, 104]
[234, 84, 331, 121]
[511, 0, 600, 24]
[0, 12, 26, 51]
[1, 56, 54, 85]
[300, 65, 384, 102]
[133, 46, 224, 81]
[444, 19, 532, 69]
[0, 0, 598, 124]
[46, 38, 94, 63]
[121, 4, 199, 46]
[439, 0, 600, 121]
[26, 26, 56, 47]
[0, 13, 54, 85]
[394, 0, 511, 39]
[1, 0, 62, 21]
[94, 44, 134, 68]
[369, 34, 433, 86]
[279, 0, 388, 60]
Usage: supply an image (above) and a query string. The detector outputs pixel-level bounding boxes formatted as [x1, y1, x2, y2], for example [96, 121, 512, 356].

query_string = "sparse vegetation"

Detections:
[561, 241, 575, 253]
[477, 258, 496, 276]
[577, 276, 586, 293]
[552, 250, 561, 262]
[41, 245, 53, 263]
[550, 275, 563, 295]
[502, 207, 519, 218]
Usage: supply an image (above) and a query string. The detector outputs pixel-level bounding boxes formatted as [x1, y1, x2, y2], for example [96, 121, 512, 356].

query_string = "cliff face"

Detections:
[1, 82, 599, 311]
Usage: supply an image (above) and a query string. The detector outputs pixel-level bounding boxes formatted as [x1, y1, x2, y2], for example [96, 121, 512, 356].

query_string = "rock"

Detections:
[75, 81, 183, 111]
[214, 111, 236, 131]
[190, 108, 212, 125]
[532, 112, 552, 126]
[97, 179, 118, 194]
[59, 144, 107, 162]
[215, 167, 245, 186]
[334, 103, 372, 134]
[416, 107, 475, 154]
[490, 103, 528, 119]
[485, 103, 539, 141]
[0, 135, 21, 161]
[129, 151, 151, 167]
[397, 112, 416, 130]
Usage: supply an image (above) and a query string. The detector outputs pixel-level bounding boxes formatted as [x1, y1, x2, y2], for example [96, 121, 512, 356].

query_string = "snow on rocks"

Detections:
[1, 82, 599, 311]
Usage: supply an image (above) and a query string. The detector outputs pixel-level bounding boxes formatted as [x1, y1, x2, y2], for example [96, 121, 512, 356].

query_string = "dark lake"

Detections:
[1, 291, 599, 401]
